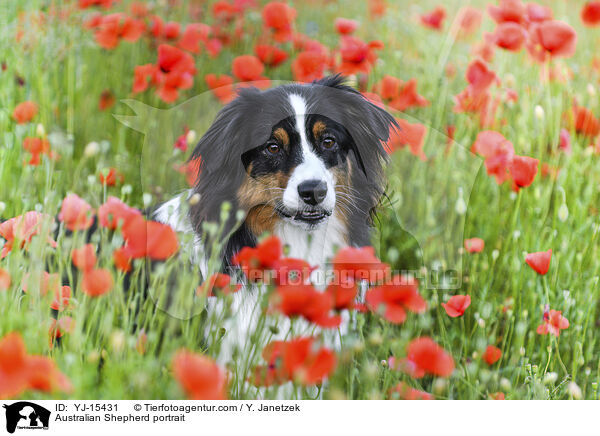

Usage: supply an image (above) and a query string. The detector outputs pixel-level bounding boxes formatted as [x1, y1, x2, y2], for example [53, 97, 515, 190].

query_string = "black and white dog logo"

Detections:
[3, 402, 50, 433]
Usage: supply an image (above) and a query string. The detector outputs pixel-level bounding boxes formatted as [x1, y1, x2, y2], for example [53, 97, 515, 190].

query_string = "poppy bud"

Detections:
[84, 141, 100, 157]
[534, 105, 545, 120]
[558, 203, 569, 222]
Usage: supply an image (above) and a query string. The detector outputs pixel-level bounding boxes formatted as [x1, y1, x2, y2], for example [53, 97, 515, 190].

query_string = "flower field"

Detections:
[1, 0, 600, 400]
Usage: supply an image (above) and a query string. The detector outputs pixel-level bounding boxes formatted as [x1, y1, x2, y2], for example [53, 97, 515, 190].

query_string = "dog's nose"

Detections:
[297, 180, 328, 206]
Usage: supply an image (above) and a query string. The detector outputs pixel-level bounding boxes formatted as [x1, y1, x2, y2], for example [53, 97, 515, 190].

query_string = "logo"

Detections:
[2, 402, 50, 433]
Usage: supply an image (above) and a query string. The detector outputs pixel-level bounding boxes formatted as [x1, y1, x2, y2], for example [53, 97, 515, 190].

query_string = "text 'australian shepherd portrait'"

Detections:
[4, 2, 599, 424]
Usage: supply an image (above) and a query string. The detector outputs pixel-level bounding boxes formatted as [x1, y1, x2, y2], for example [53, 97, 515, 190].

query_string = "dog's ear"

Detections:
[187, 90, 254, 234]
[190, 90, 247, 173]
[314, 75, 397, 178]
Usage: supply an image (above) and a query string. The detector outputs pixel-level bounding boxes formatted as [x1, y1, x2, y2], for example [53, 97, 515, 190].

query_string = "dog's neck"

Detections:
[273, 211, 347, 267]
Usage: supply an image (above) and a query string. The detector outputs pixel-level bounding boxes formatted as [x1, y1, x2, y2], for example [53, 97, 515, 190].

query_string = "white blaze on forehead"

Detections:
[288, 93, 309, 150]
[283, 93, 336, 212]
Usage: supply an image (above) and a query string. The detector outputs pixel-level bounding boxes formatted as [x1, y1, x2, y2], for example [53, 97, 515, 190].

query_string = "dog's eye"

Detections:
[266, 143, 281, 154]
[322, 137, 336, 149]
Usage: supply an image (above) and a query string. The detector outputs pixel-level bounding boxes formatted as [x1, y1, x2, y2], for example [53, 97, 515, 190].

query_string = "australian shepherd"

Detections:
[152, 75, 397, 361]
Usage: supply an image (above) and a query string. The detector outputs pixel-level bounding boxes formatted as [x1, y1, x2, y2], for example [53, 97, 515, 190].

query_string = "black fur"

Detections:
[188, 74, 398, 261]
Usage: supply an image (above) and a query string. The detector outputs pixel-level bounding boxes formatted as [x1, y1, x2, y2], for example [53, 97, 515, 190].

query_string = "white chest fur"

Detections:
[274, 212, 347, 268]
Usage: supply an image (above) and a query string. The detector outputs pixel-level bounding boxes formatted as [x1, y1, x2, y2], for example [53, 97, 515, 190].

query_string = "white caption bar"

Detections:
[0, 400, 593, 435]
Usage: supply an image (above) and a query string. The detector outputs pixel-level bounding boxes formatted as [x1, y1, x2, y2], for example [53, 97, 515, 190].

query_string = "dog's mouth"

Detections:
[275, 204, 332, 225]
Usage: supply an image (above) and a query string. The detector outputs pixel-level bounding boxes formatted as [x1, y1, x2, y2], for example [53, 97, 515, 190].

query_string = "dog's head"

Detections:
[189, 75, 397, 245]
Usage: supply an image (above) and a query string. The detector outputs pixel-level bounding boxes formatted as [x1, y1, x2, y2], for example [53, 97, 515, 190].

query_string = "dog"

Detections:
[154, 75, 396, 271]
[152, 75, 397, 366]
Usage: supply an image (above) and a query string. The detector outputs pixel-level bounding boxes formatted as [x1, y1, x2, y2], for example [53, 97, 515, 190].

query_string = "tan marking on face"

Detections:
[245, 205, 280, 235]
[237, 171, 290, 236]
[312, 120, 326, 139]
[273, 127, 289, 147]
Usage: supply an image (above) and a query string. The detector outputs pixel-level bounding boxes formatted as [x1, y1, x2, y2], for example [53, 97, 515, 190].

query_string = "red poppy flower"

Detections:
[130, 1, 148, 17]
[325, 274, 358, 310]
[232, 55, 267, 82]
[51, 286, 71, 311]
[442, 295, 471, 318]
[213, 1, 240, 22]
[254, 44, 288, 67]
[582, 1, 600, 26]
[23, 137, 55, 165]
[525, 249, 552, 275]
[163, 21, 181, 39]
[509, 155, 539, 188]
[94, 13, 145, 49]
[254, 337, 336, 386]
[49, 316, 75, 343]
[0, 332, 72, 399]
[21, 271, 61, 297]
[466, 59, 497, 95]
[0, 211, 57, 258]
[12, 101, 38, 124]
[373, 75, 401, 100]
[337, 36, 381, 75]
[366, 275, 426, 324]
[174, 155, 202, 186]
[362, 91, 385, 108]
[196, 273, 241, 297]
[173, 127, 189, 153]
[98, 196, 141, 230]
[464, 237, 484, 253]
[154, 44, 196, 102]
[368, 0, 386, 19]
[79, 0, 117, 8]
[387, 79, 430, 112]
[389, 382, 433, 400]
[471, 130, 515, 184]
[492, 22, 526, 51]
[488, 0, 526, 25]
[72, 244, 97, 271]
[390, 337, 454, 378]
[385, 119, 427, 161]
[527, 20, 577, 62]
[81, 268, 113, 297]
[526, 3, 552, 23]
[331, 245, 389, 284]
[483, 345, 502, 365]
[132, 63, 157, 93]
[291, 50, 327, 83]
[99, 167, 124, 186]
[334, 18, 359, 35]
[420, 6, 446, 30]
[58, 194, 95, 231]
[471, 36, 496, 63]
[457, 7, 482, 37]
[0, 269, 10, 291]
[172, 350, 227, 399]
[120, 215, 179, 260]
[177, 23, 211, 54]
[205, 74, 236, 104]
[490, 392, 505, 400]
[262, 2, 296, 42]
[231, 235, 282, 281]
[573, 106, 600, 137]
[271, 258, 314, 286]
[537, 308, 569, 337]
[98, 89, 115, 111]
[558, 128, 571, 154]
[272, 284, 341, 328]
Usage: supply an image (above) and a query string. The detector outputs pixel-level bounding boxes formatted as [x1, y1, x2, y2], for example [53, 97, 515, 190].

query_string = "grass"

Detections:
[1, 0, 599, 399]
